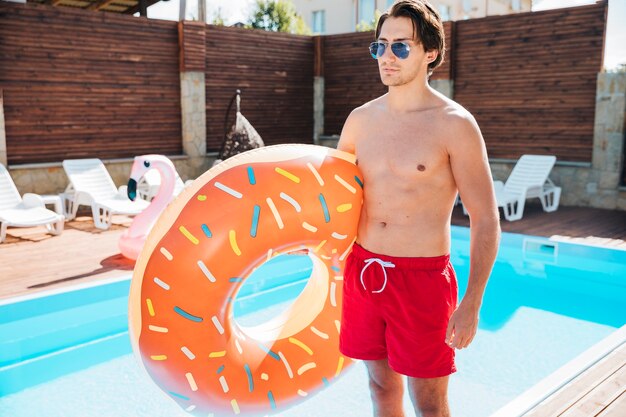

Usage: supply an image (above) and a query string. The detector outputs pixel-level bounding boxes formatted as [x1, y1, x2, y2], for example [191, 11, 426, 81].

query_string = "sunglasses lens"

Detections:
[369, 42, 385, 59]
[391, 43, 410, 59]
[370, 42, 409, 59]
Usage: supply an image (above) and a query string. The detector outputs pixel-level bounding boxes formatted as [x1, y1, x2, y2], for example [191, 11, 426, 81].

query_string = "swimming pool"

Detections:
[1, 226, 625, 416]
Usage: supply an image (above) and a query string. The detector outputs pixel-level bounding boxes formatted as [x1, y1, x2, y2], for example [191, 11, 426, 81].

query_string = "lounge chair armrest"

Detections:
[21, 193, 45, 208]
[74, 190, 97, 205]
[117, 185, 129, 199]
[543, 180, 559, 191]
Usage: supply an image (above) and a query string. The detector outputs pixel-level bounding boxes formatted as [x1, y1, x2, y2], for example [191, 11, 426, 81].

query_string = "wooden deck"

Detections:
[451, 202, 626, 249]
[0, 203, 624, 416]
[2, 202, 624, 302]
[0, 215, 135, 301]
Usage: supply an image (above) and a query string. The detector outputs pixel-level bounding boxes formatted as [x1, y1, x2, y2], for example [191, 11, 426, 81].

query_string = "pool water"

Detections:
[0, 304, 616, 417]
[1, 227, 625, 417]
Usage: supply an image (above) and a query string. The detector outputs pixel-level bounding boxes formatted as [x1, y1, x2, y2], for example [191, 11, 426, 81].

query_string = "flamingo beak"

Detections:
[127, 178, 137, 201]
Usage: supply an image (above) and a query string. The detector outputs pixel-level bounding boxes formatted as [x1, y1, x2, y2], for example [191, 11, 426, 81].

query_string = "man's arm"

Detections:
[337, 109, 360, 154]
[446, 113, 501, 350]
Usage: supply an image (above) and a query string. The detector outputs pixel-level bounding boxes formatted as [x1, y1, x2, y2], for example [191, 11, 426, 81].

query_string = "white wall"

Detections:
[292, 0, 355, 34]
[292, 0, 533, 35]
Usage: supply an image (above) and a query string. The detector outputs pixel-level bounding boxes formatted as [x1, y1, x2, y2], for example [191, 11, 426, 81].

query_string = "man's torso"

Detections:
[351, 94, 463, 257]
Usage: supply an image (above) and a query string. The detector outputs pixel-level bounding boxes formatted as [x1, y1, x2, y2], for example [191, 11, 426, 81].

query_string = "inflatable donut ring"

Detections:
[129, 144, 363, 416]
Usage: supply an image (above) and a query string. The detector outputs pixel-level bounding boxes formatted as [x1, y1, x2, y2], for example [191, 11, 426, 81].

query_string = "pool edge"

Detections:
[0, 274, 133, 307]
[488, 324, 626, 417]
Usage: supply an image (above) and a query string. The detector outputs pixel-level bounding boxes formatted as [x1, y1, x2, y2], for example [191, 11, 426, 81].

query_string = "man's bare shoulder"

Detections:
[435, 96, 482, 144]
[349, 95, 386, 119]
[339, 96, 386, 152]
[434, 95, 474, 123]
[341, 96, 384, 137]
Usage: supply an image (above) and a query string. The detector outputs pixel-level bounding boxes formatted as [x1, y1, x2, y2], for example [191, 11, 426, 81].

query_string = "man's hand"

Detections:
[445, 302, 480, 349]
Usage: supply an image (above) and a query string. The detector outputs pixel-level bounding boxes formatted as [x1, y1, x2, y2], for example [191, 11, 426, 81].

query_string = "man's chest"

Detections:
[356, 130, 449, 180]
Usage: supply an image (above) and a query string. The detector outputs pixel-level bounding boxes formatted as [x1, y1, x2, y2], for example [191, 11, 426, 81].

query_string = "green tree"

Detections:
[210, 7, 226, 26]
[247, 0, 311, 35]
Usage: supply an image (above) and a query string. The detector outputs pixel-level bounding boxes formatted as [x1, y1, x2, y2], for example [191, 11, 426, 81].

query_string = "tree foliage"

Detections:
[247, 0, 311, 35]
[210, 7, 226, 26]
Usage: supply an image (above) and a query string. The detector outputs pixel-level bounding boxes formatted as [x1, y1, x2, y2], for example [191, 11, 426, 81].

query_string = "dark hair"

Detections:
[375, 0, 445, 76]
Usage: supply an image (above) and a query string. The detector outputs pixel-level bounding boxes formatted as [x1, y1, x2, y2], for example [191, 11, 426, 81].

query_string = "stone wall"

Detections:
[8, 156, 216, 197]
[180, 71, 212, 178]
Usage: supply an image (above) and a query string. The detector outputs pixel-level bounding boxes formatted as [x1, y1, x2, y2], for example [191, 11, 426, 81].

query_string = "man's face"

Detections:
[375, 16, 433, 87]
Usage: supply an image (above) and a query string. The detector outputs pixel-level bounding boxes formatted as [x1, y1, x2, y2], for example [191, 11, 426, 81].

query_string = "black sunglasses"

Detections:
[369, 41, 411, 60]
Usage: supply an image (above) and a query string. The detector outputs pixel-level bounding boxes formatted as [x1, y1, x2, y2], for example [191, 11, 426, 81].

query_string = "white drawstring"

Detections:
[360, 258, 396, 293]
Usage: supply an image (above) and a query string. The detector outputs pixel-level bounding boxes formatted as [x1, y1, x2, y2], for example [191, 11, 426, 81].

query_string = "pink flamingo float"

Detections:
[120, 155, 178, 260]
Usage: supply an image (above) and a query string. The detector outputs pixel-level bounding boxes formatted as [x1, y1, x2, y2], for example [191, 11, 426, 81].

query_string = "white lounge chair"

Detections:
[136, 164, 191, 201]
[0, 164, 64, 243]
[61, 158, 149, 230]
[463, 154, 562, 221]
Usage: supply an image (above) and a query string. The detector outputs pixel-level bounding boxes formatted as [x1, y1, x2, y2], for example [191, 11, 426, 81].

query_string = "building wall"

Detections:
[293, 0, 356, 34]
[292, 0, 532, 35]
[445, 0, 532, 20]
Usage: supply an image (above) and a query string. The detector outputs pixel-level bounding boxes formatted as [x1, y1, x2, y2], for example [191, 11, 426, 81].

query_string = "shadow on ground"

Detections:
[27, 254, 135, 289]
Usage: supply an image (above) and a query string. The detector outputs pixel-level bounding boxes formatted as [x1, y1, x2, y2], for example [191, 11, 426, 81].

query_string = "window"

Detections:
[387, 0, 395, 9]
[438, 5, 451, 21]
[358, 0, 375, 25]
[462, 0, 471, 14]
[312, 10, 326, 34]
[512, 0, 521, 12]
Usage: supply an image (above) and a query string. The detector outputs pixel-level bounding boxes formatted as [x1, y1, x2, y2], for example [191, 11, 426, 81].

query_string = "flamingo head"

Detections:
[127, 155, 175, 201]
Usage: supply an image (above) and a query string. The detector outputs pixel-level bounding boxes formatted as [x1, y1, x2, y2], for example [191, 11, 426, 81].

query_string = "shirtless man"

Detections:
[337, 1, 501, 416]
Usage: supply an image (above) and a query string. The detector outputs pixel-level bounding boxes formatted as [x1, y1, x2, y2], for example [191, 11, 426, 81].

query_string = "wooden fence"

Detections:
[0, 2, 182, 165]
[204, 25, 314, 151]
[0, 1, 608, 165]
[453, 3, 606, 161]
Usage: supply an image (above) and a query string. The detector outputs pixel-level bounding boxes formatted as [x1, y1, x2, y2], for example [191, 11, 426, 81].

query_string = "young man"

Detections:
[337, 1, 501, 416]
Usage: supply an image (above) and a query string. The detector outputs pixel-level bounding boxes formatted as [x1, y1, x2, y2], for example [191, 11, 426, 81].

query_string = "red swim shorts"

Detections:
[339, 243, 458, 378]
